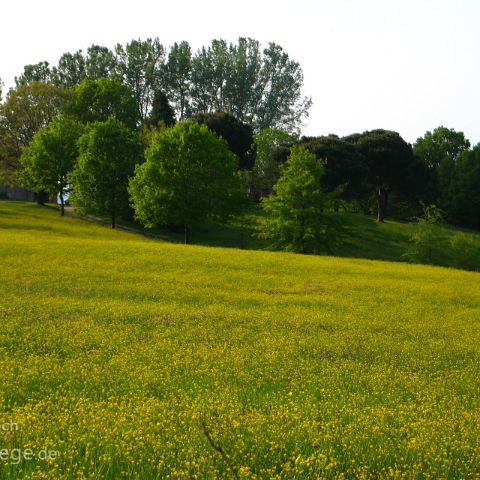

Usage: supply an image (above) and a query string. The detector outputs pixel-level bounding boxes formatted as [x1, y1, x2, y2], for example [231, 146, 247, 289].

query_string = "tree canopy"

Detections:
[19, 117, 83, 215]
[259, 145, 340, 253]
[69, 116, 143, 227]
[129, 120, 244, 243]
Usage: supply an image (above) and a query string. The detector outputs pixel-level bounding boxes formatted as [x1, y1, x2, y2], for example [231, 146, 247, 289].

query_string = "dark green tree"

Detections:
[448, 144, 480, 229]
[258, 145, 340, 253]
[346, 130, 416, 222]
[19, 118, 83, 215]
[69, 78, 138, 128]
[413, 126, 470, 209]
[129, 120, 243, 243]
[193, 112, 253, 169]
[300, 135, 368, 206]
[69, 117, 143, 228]
[147, 90, 175, 127]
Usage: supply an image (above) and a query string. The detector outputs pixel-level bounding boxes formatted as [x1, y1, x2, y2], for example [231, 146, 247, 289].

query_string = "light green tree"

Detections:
[258, 145, 341, 254]
[20, 117, 83, 215]
[69, 117, 143, 228]
[129, 120, 244, 244]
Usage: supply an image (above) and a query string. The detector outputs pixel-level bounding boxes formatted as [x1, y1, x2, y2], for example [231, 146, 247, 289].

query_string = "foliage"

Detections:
[69, 78, 138, 128]
[1, 200, 480, 479]
[129, 120, 244, 243]
[403, 204, 447, 265]
[0, 82, 71, 185]
[447, 144, 480, 230]
[251, 128, 295, 198]
[259, 145, 341, 253]
[346, 129, 418, 222]
[147, 90, 176, 128]
[193, 112, 254, 169]
[15, 37, 311, 133]
[19, 117, 83, 215]
[300, 134, 368, 203]
[69, 117, 143, 227]
[413, 126, 470, 207]
[114, 38, 166, 122]
[449, 232, 480, 271]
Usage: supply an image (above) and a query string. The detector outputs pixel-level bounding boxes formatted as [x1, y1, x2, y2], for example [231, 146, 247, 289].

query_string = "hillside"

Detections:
[0, 200, 479, 479]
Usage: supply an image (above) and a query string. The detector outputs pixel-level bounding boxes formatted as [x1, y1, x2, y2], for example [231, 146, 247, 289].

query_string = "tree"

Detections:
[165, 41, 192, 120]
[448, 144, 480, 229]
[189, 38, 311, 133]
[69, 78, 138, 128]
[0, 82, 71, 187]
[413, 126, 470, 209]
[258, 145, 341, 254]
[85, 45, 117, 81]
[69, 117, 143, 228]
[52, 51, 86, 88]
[403, 204, 446, 265]
[19, 118, 83, 215]
[114, 38, 165, 122]
[300, 135, 368, 206]
[129, 120, 243, 244]
[147, 90, 175, 127]
[193, 112, 253, 169]
[15, 61, 54, 85]
[346, 130, 416, 222]
[251, 128, 295, 198]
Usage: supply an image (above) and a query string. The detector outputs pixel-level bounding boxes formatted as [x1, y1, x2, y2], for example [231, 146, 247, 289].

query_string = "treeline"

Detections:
[13, 37, 311, 131]
[0, 37, 479, 260]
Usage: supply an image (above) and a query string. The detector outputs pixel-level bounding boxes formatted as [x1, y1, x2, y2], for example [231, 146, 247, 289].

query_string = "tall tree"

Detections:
[165, 42, 192, 119]
[19, 118, 83, 215]
[129, 120, 243, 243]
[69, 117, 143, 228]
[346, 130, 416, 222]
[15, 61, 53, 85]
[52, 51, 86, 88]
[193, 112, 254, 169]
[85, 45, 117, 80]
[115, 38, 165, 122]
[258, 145, 340, 254]
[413, 126, 470, 208]
[69, 78, 138, 128]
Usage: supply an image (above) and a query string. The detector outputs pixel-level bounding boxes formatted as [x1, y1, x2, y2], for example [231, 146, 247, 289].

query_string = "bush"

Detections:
[449, 233, 480, 271]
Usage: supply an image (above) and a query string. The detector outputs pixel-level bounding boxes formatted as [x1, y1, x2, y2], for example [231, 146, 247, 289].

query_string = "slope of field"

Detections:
[0, 200, 479, 479]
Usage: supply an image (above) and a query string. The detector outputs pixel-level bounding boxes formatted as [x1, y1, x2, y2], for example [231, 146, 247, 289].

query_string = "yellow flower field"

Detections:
[0, 201, 479, 479]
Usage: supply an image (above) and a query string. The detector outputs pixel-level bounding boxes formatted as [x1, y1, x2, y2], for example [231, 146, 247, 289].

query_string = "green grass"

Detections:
[76, 205, 480, 267]
[0, 200, 479, 479]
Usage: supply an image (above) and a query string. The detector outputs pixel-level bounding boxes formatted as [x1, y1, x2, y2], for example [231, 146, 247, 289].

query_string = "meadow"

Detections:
[0, 200, 479, 479]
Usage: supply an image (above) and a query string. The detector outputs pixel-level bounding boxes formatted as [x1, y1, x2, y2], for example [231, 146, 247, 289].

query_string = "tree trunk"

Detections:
[376, 188, 388, 223]
[60, 194, 65, 217]
[184, 224, 190, 245]
[36, 191, 47, 205]
[111, 212, 116, 229]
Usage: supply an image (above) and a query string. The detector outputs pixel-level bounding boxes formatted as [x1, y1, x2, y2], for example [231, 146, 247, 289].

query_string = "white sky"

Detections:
[1, 0, 479, 144]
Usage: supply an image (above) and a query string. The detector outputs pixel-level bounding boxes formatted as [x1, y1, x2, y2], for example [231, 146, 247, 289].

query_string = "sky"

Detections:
[1, 0, 479, 145]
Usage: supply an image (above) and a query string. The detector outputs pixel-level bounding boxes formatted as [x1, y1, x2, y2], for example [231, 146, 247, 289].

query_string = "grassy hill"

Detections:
[73, 204, 480, 267]
[0, 200, 479, 479]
